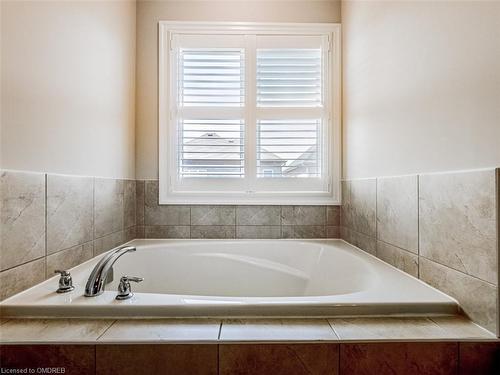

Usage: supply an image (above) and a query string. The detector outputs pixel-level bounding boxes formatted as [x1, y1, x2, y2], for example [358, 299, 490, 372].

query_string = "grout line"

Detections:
[217, 341, 220, 375]
[96, 320, 118, 341]
[0, 255, 46, 273]
[338, 339, 341, 375]
[44, 173, 48, 278]
[375, 177, 378, 257]
[92, 177, 96, 256]
[419, 255, 496, 287]
[417, 174, 420, 279]
[45, 243, 88, 261]
[326, 318, 341, 340]
[218, 321, 223, 340]
[377, 239, 418, 256]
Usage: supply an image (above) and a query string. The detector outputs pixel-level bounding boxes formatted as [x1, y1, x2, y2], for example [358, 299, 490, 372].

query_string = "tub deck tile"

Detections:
[329, 316, 495, 341]
[97, 318, 221, 343]
[1, 316, 497, 344]
[0, 319, 114, 343]
[219, 319, 338, 341]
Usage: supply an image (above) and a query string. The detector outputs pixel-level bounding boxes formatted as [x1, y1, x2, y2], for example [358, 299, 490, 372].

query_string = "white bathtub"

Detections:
[0, 239, 458, 318]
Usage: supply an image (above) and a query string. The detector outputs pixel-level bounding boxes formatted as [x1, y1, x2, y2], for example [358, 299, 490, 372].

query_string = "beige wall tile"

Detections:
[144, 225, 190, 239]
[236, 205, 281, 225]
[46, 174, 93, 254]
[420, 257, 497, 334]
[220, 319, 338, 341]
[236, 226, 281, 239]
[327, 226, 340, 238]
[135, 180, 145, 225]
[377, 240, 418, 277]
[377, 175, 418, 253]
[348, 179, 377, 237]
[345, 227, 376, 255]
[340, 180, 351, 228]
[419, 169, 497, 284]
[145, 180, 190, 225]
[191, 225, 235, 239]
[329, 317, 491, 340]
[281, 225, 326, 239]
[146, 204, 191, 226]
[191, 205, 235, 225]
[99, 319, 220, 342]
[46, 242, 93, 276]
[430, 316, 496, 339]
[326, 206, 340, 226]
[136, 225, 145, 238]
[0, 319, 114, 343]
[281, 206, 326, 225]
[0, 258, 45, 300]
[93, 231, 124, 256]
[94, 178, 124, 238]
[0, 170, 45, 271]
[123, 179, 136, 228]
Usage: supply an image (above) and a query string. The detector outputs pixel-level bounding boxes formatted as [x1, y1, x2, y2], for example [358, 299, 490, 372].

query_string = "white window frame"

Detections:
[159, 21, 341, 205]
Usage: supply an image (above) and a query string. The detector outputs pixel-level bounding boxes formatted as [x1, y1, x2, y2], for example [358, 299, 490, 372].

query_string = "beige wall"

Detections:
[342, 0, 500, 179]
[1, 0, 136, 179]
[135, 0, 341, 179]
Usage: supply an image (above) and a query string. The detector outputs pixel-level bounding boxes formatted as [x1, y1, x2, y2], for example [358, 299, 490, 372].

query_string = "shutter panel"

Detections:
[177, 46, 245, 178]
[256, 49, 322, 107]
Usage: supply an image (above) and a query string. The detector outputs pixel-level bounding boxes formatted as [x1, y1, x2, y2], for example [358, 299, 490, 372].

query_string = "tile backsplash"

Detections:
[135, 180, 340, 240]
[341, 168, 500, 335]
[0, 170, 136, 301]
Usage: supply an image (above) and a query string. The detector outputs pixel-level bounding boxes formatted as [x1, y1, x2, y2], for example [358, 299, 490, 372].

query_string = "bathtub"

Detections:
[0, 239, 458, 318]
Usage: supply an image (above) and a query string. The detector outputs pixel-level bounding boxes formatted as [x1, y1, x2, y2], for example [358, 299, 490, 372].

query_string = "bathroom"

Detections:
[0, 0, 499, 373]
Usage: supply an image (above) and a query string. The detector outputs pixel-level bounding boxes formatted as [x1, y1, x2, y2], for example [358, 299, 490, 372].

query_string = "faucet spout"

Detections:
[84, 245, 136, 297]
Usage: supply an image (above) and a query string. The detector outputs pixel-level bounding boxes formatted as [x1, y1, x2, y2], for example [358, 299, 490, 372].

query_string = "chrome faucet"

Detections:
[84, 246, 136, 297]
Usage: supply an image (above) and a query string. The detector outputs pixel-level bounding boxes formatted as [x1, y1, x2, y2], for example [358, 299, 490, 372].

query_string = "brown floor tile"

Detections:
[340, 342, 458, 375]
[96, 344, 217, 375]
[0, 345, 95, 375]
[219, 344, 339, 375]
[459, 342, 500, 375]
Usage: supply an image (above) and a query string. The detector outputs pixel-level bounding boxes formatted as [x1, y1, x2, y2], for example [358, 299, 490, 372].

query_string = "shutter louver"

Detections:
[257, 119, 321, 178]
[256, 49, 322, 107]
[179, 49, 245, 107]
[179, 119, 245, 178]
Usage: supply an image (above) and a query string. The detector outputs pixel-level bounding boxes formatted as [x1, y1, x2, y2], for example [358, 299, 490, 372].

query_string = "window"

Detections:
[159, 22, 341, 204]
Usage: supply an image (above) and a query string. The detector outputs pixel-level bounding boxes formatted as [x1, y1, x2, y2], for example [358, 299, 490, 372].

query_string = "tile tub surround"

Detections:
[340, 168, 500, 335]
[0, 318, 498, 375]
[137, 180, 341, 240]
[0, 170, 137, 301]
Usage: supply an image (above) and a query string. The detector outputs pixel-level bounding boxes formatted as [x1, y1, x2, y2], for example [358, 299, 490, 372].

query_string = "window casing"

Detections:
[159, 22, 341, 204]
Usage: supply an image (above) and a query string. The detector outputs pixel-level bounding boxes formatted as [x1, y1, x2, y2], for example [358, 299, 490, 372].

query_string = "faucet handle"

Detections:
[116, 275, 143, 300]
[54, 270, 75, 293]
[122, 276, 144, 283]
